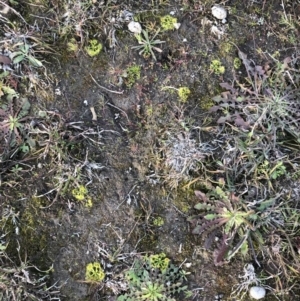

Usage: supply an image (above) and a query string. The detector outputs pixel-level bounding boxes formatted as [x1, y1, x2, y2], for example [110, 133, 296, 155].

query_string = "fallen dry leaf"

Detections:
[0, 54, 11, 65]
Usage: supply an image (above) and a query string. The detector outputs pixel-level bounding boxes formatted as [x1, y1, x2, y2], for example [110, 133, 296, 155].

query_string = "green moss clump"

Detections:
[67, 38, 78, 53]
[234, 57, 242, 69]
[200, 95, 215, 111]
[218, 41, 233, 55]
[160, 15, 177, 31]
[85, 39, 102, 57]
[153, 216, 164, 226]
[178, 87, 191, 102]
[71, 185, 93, 207]
[72, 185, 87, 201]
[85, 262, 105, 282]
[124, 64, 141, 88]
[210, 59, 225, 75]
[149, 253, 170, 271]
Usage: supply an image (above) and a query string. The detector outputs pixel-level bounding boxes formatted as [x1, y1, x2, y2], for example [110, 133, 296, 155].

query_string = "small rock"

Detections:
[249, 286, 266, 300]
[128, 21, 142, 34]
[173, 22, 181, 29]
[184, 262, 192, 268]
[211, 4, 227, 22]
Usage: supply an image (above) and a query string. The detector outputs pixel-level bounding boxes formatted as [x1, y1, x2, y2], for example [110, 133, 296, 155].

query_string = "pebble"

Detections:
[214, 293, 224, 300]
[128, 21, 142, 34]
[211, 4, 227, 21]
[249, 286, 266, 300]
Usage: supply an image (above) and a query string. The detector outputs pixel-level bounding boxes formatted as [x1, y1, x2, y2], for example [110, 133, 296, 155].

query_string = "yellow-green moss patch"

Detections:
[85, 262, 105, 282]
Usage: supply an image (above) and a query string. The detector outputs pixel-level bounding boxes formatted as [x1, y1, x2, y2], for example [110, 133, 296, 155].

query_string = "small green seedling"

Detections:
[11, 164, 23, 175]
[132, 29, 165, 61]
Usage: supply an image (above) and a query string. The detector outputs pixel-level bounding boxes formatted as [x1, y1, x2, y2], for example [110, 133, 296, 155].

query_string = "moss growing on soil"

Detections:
[67, 38, 79, 53]
[218, 41, 234, 57]
[234, 57, 242, 69]
[178, 87, 191, 102]
[160, 15, 177, 31]
[148, 253, 170, 271]
[85, 39, 102, 57]
[153, 216, 164, 226]
[72, 185, 87, 201]
[210, 59, 225, 75]
[199, 95, 215, 111]
[85, 262, 105, 282]
[172, 186, 195, 213]
[72, 185, 93, 208]
[124, 64, 141, 88]
[13, 197, 51, 269]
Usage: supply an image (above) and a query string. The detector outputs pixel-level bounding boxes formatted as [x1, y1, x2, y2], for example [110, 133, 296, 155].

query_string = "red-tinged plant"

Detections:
[188, 187, 261, 265]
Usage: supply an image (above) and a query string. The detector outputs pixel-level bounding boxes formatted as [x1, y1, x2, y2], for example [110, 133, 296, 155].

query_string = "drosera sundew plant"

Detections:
[152, 216, 164, 227]
[148, 253, 170, 271]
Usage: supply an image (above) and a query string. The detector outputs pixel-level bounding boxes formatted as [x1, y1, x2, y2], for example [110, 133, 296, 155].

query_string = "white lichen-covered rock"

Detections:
[211, 4, 227, 21]
[249, 286, 266, 300]
[128, 21, 142, 34]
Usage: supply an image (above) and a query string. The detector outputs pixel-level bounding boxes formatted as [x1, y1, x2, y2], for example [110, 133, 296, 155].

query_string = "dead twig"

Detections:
[0, 1, 29, 25]
[90, 73, 124, 94]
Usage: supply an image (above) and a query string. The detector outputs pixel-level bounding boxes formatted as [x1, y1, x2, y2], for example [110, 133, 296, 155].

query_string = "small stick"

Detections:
[0, 1, 29, 25]
[90, 73, 123, 94]
[106, 102, 130, 122]
[90, 106, 97, 121]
